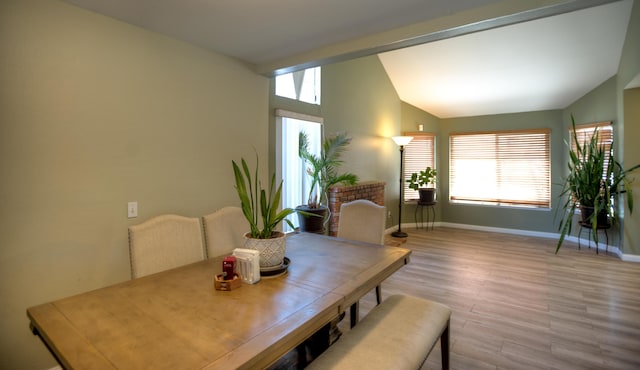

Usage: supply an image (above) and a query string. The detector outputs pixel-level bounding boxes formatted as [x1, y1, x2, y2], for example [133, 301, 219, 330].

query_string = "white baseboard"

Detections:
[439, 222, 558, 240]
[387, 222, 639, 262]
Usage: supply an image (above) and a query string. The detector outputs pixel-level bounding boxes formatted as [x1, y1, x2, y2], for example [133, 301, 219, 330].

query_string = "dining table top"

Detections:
[27, 232, 411, 370]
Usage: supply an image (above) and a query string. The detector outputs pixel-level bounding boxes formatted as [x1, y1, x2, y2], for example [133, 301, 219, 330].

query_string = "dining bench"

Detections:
[306, 294, 451, 370]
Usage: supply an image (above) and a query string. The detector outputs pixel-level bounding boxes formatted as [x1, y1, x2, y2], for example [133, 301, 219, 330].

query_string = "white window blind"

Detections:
[403, 133, 435, 201]
[449, 129, 551, 208]
[571, 121, 613, 176]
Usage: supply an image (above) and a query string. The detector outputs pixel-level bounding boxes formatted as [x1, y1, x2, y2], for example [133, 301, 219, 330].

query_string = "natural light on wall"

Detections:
[275, 67, 321, 105]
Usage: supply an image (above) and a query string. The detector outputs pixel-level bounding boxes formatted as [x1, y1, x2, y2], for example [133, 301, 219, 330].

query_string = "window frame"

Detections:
[570, 121, 613, 179]
[274, 67, 321, 105]
[275, 109, 323, 232]
[402, 132, 436, 202]
[449, 128, 551, 208]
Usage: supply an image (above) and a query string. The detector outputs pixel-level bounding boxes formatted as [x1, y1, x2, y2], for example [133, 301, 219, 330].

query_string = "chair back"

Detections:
[128, 214, 205, 278]
[202, 207, 250, 258]
[337, 199, 386, 245]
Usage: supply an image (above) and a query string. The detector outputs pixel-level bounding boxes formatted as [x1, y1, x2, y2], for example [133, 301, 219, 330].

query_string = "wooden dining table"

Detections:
[27, 232, 411, 370]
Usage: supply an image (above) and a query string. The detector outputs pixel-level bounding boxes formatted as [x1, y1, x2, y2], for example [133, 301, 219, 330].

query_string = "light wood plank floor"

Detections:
[345, 227, 640, 370]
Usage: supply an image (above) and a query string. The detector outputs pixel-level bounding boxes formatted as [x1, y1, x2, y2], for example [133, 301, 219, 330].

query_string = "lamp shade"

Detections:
[392, 136, 413, 146]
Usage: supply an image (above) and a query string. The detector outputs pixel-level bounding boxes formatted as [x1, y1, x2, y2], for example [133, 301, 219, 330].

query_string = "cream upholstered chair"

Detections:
[337, 199, 387, 326]
[337, 199, 386, 245]
[128, 214, 206, 278]
[202, 206, 250, 258]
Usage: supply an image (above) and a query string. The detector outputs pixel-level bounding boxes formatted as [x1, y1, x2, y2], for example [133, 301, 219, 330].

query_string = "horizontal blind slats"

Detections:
[450, 129, 550, 208]
[403, 134, 435, 201]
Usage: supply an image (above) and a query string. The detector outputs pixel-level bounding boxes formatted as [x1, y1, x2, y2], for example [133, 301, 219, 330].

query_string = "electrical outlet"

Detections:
[128, 202, 138, 218]
[388, 210, 392, 219]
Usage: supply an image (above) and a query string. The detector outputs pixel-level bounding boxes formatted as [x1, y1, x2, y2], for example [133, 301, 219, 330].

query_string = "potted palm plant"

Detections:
[232, 154, 297, 267]
[407, 167, 437, 203]
[297, 131, 358, 233]
[555, 115, 640, 253]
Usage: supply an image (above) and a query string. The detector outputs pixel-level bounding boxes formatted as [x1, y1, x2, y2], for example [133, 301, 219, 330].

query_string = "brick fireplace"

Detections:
[327, 181, 386, 236]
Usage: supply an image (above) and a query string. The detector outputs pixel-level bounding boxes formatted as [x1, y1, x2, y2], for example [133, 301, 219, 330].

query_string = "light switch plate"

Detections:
[128, 202, 138, 218]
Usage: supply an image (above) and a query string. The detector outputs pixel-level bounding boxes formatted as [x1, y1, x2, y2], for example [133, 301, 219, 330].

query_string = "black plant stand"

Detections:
[578, 221, 611, 254]
[415, 201, 436, 230]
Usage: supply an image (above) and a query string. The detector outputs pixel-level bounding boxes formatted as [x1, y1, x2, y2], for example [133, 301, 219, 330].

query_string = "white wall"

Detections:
[0, 0, 268, 368]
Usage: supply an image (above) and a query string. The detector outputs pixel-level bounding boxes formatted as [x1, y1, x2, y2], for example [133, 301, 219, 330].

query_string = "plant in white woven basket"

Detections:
[232, 154, 296, 239]
[233, 154, 303, 267]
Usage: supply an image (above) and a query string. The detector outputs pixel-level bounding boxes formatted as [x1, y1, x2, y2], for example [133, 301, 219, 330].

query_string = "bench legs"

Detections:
[441, 319, 450, 370]
[350, 301, 359, 328]
[308, 295, 452, 370]
[350, 286, 381, 328]
[352, 298, 450, 369]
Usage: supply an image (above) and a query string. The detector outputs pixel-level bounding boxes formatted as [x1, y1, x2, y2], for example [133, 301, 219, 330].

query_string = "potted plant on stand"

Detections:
[297, 131, 358, 233]
[407, 167, 437, 204]
[555, 115, 640, 253]
[232, 155, 297, 268]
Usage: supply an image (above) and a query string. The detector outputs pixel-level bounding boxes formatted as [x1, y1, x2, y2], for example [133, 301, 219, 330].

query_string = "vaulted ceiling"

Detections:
[61, 0, 634, 118]
[378, 1, 633, 118]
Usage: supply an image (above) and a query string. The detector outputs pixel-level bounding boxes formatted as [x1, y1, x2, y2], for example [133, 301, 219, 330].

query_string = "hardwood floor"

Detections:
[346, 227, 640, 370]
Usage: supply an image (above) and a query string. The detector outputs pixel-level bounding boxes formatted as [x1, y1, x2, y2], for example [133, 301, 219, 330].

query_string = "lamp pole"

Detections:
[391, 136, 413, 238]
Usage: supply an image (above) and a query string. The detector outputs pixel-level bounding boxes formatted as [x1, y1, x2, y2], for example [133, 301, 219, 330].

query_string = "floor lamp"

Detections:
[391, 136, 413, 238]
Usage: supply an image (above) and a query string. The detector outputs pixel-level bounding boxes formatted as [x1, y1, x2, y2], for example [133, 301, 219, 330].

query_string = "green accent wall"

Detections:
[623, 88, 640, 254]
[399, 102, 441, 225]
[439, 111, 564, 233]
[563, 0, 640, 254]
[271, 55, 404, 229]
[321, 56, 402, 196]
[618, 0, 640, 254]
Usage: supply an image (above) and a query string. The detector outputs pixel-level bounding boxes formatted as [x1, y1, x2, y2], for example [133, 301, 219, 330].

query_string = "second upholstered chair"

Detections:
[128, 214, 206, 279]
[202, 206, 250, 258]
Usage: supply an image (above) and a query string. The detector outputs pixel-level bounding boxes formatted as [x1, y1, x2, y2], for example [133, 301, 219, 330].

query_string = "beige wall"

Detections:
[0, 0, 268, 369]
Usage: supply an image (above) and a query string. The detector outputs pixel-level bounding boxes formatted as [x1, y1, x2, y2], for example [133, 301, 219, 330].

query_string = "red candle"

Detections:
[222, 256, 236, 280]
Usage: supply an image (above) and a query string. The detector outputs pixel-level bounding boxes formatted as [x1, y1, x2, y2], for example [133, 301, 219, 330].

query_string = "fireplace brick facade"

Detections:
[328, 181, 386, 236]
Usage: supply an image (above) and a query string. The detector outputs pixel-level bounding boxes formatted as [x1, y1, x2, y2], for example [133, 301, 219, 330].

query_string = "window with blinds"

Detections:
[571, 122, 613, 175]
[403, 133, 435, 201]
[449, 129, 551, 208]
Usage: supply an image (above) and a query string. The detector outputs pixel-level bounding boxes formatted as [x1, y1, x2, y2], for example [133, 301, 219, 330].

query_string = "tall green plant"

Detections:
[299, 131, 358, 208]
[232, 154, 296, 239]
[555, 115, 640, 253]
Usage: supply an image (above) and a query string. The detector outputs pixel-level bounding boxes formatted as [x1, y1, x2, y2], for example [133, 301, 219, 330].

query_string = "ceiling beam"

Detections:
[256, 0, 623, 77]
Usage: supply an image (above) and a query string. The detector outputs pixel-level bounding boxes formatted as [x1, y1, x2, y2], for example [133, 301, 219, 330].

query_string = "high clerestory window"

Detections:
[449, 129, 551, 208]
[275, 67, 321, 105]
